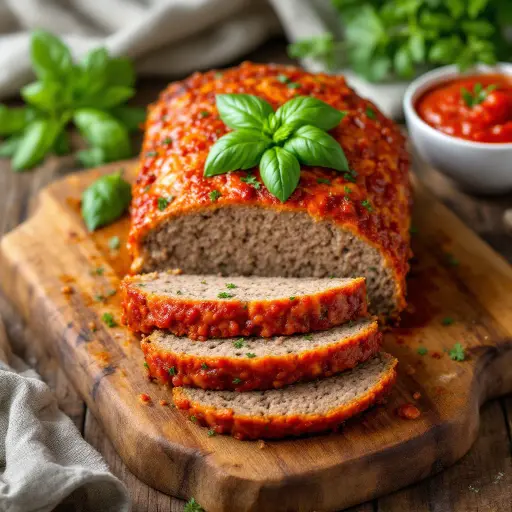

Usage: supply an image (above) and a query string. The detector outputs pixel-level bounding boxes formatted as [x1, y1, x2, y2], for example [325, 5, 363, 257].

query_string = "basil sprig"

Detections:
[81, 170, 131, 231]
[204, 94, 348, 202]
[0, 30, 145, 171]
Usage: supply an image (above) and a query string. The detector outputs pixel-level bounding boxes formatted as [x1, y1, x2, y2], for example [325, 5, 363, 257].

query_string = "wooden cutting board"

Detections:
[1, 161, 512, 512]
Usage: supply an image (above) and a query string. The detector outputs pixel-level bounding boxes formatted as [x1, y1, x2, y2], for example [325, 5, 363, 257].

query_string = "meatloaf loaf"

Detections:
[128, 62, 411, 318]
[121, 273, 367, 339]
[173, 352, 397, 440]
[142, 318, 381, 391]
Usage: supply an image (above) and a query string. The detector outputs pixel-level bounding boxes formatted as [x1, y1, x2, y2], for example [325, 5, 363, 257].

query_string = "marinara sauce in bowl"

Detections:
[404, 64, 512, 194]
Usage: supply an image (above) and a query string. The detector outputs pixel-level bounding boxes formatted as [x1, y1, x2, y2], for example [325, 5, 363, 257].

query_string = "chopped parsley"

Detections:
[207, 429, 216, 437]
[108, 236, 120, 250]
[277, 74, 291, 83]
[157, 196, 174, 211]
[162, 137, 173, 145]
[233, 338, 245, 349]
[461, 83, 497, 108]
[209, 189, 221, 202]
[201, 363, 209, 370]
[417, 346, 428, 356]
[317, 178, 331, 185]
[200, 280, 207, 284]
[168, 366, 176, 376]
[91, 266, 104, 276]
[199, 110, 210, 118]
[184, 498, 204, 512]
[361, 199, 373, 212]
[146, 150, 157, 157]
[176, 290, 183, 295]
[246, 353, 256, 358]
[287, 82, 301, 89]
[143, 362, 149, 369]
[344, 185, 352, 194]
[102, 313, 117, 328]
[241, 174, 261, 189]
[217, 291, 233, 299]
[366, 106, 377, 119]
[449, 343, 466, 361]
[441, 317, 454, 326]
[225, 283, 237, 289]
[304, 334, 313, 341]
[289, 296, 296, 301]
[343, 170, 357, 183]
[190, 415, 197, 422]
[232, 378, 242, 384]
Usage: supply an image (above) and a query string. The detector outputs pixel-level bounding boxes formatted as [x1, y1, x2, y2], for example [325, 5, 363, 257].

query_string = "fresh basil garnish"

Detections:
[260, 147, 300, 202]
[204, 130, 271, 177]
[81, 170, 132, 231]
[283, 125, 349, 171]
[204, 93, 348, 202]
[216, 94, 274, 130]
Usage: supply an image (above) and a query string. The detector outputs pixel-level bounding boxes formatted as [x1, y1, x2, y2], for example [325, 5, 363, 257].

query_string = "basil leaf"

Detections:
[73, 109, 132, 161]
[259, 147, 300, 202]
[0, 105, 28, 136]
[284, 125, 349, 172]
[274, 96, 344, 132]
[106, 57, 136, 87]
[204, 130, 271, 177]
[83, 86, 135, 109]
[111, 106, 146, 132]
[12, 119, 61, 171]
[216, 94, 273, 130]
[77, 147, 106, 168]
[81, 171, 132, 231]
[0, 136, 22, 158]
[30, 30, 73, 81]
[21, 81, 63, 112]
[408, 33, 425, 63]
[54, 130, 70, 156]
[394, 45, 415, 78]
[80, 47, 109, 94]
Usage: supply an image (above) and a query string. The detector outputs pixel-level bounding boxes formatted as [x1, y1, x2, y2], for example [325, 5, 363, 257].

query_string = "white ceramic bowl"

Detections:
[403, 64, 512, 194]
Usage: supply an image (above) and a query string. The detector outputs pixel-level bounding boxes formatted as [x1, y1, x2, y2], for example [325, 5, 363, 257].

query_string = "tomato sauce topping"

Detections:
[416, 74, 512, 143]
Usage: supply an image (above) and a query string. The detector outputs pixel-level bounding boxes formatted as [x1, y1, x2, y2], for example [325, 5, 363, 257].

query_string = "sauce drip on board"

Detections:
[416, 74, 512, 143]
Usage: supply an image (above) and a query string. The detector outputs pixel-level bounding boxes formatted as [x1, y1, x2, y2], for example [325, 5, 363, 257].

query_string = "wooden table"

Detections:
[1, 39, 511, 512]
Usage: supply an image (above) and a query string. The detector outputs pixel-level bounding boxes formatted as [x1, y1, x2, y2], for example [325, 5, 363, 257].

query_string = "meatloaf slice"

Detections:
[142, 318, 381, 391]
[121, 273, 367, 339]
[128, 62, 411, 319]
[173, 352, 397, 440]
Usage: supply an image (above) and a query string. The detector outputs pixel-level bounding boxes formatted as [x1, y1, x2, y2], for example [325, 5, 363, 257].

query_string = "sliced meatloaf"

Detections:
[121, 273, 367, 339]
[142, 318, 381, 391]
[173, 352, 397, 440]
[128, 62, 411, 318]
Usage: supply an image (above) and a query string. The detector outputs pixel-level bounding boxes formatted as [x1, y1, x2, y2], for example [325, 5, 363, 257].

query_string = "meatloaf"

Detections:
[173, 352, 397, 439]
[128, 62, 411, 318]
[142, 318, 381, 391]
[121, 273, 367, 339]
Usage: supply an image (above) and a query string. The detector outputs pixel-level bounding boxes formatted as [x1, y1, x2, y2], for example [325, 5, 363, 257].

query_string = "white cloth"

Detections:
[0, 0, 404, 117]
[0, 321, 130, 512]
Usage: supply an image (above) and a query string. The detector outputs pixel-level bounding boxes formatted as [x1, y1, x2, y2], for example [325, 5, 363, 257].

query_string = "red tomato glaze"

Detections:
[416, 74, 512, 143]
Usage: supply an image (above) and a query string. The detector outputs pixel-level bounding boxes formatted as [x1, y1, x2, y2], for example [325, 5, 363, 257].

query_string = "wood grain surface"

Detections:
[1, 156, 512, 511]
[0, 40, 511, 512]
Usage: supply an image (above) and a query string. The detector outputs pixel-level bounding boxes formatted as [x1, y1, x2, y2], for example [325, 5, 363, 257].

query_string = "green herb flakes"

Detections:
[287, 82, 301, 89]
[417, 346, 428, 356]
[108, 236, 120, 250]
[102, 312, 117, 328]
[246, 353, 256, 358]
[304, 334, 313, 340]
[168, 366, 176, 376]
[146, 151, 157, 157]
[449, 343, 466, 361]
[232, 378, 242, 384]
[201, 363, 209, 370]
[226, 283, 237, 289]
[91, 266, 105, 276]
[344, 185, 352, 194]
[199, 110, 210, 118]
[233, 338, 245, 349]
[207, 429, 216, 437]
[241, 174, 261, 189]
[217, 291, 233, 299]
[277, 74, 291, 84]
[317, 178, 331, 185]
[162, 136, 172, 145]
[361, 199, 373, 212]
[184, 498, 204, 512]
[143, 362, 149, 369]
[200, 280, 207, 285]
[176, 290, 183, 295]
[94, 294, 105, 303]
[366, 107, 377, 119]
[157, 196, 174, 211]
[190, 415, 197, 423]
[289, 296, 296, 301]
[209, 189, 221, 202]
[441, 317, 454, 326]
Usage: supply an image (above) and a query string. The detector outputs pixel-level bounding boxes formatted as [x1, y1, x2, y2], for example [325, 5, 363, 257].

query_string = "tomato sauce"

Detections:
[416, 74, 512, 143]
